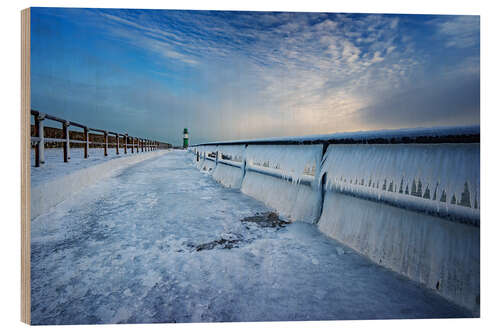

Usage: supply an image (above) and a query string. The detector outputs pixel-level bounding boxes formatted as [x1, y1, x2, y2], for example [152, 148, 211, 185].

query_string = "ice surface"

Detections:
[30, 151, 470, 324]
[31, 150, 166, 219]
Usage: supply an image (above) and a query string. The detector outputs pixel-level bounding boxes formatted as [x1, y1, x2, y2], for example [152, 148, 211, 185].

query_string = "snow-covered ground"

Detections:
[31, 148, 152, 187]
[30, 150, 470, 325]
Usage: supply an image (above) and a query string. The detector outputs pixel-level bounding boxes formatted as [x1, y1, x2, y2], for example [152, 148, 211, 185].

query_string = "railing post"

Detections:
[215, 150, 219, 166]
[84, 127, 89, 159]
[34, 113, 46, 167]
[34, 115, 40, 168]
[116, 133, 120, 155]
[197, 151, 200, 162]
[34, 115, 40, 167]
[63, 121, 70, 163]
[141, 139, 144, 152]
[104, 131, 108, 157]
[124, 134, 128, 154]
[314, 143, 329, 223]
[240, 144, 248, 187]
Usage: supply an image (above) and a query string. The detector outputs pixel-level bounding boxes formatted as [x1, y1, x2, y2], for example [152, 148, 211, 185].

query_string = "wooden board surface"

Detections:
[21, 7, 31, 325]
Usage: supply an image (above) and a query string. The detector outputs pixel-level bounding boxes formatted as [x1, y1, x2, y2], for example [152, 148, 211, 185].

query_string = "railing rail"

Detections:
[31, 109, 165, 167]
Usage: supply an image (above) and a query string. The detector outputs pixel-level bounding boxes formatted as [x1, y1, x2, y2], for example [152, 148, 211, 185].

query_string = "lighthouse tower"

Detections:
[183, 128, 189, 148]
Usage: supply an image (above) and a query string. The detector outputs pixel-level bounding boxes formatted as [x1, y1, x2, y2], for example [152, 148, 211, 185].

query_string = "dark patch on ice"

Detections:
[241, 211, 291, 228]
[186, 212, 290, 252]
[191, 238, 241, 251]
[186, 233, 245, 252]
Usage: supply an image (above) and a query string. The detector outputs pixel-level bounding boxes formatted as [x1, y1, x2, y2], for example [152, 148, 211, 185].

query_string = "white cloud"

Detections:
[433, 16, 479, 49]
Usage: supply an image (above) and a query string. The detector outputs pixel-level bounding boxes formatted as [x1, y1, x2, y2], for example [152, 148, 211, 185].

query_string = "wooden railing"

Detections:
[31, 110, 165, 167]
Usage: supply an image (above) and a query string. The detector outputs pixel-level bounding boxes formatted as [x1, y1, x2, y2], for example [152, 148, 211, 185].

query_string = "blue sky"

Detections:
[30, 8, 479, 145]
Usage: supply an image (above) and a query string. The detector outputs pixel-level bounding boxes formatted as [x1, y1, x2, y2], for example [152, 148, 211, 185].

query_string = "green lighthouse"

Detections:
[183, 128, 189, 148]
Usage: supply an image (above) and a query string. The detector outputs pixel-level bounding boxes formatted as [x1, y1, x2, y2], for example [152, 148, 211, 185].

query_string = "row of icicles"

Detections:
[209, 153, 479, 210]
[328, 176, 478, 209]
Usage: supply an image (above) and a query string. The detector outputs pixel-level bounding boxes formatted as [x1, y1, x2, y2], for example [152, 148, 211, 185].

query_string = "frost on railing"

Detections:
[193, 144, 320, 182]
[319, 143, 480, 224]
[245, 145, 323, 183]
[193, 145, 217, 171]
[217, 145, 245, 162]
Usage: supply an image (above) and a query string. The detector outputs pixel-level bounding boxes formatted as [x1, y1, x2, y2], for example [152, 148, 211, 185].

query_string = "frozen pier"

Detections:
[30, 150, 471, 325]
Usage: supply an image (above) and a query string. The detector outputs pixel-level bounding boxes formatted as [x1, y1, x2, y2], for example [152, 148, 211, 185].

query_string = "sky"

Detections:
[30, 8, 480, 146]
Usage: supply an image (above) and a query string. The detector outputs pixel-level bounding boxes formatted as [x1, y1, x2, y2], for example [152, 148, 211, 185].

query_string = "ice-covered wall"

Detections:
[206, 144, 322, 222]
[318, 192, 479, 314]
[212, 162, 243, 188]
[241, 171, 321, 223]
[197, 159, 216, 172]
[315, 143, 480, 313]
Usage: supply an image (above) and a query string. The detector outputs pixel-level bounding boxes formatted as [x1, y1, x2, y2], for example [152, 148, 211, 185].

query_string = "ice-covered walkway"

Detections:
[31, 150, 470, 324]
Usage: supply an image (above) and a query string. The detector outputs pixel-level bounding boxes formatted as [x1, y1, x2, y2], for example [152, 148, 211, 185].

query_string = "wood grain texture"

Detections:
[21, 7, 31, 325]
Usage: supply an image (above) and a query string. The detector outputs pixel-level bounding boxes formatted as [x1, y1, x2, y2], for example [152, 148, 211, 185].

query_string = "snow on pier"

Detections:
[30, 150, 470, 325]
